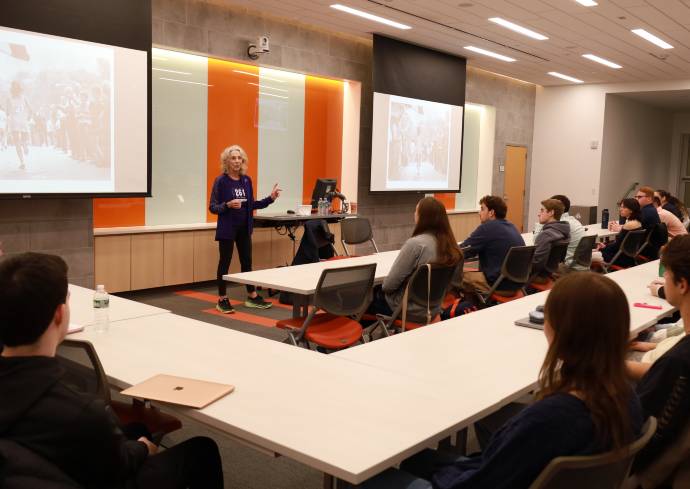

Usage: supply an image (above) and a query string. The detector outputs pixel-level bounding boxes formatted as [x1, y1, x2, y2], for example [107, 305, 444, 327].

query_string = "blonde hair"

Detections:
[220, 145, 248, 175]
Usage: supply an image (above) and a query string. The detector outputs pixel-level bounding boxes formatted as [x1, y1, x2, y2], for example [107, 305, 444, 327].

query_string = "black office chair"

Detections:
[571, 235, 598, 269]
[636, 222, 668, 263]
[527, 241, 569, 292]
[602, 229, 646, 273]
[529, 417, 657, 489]
[479, 246, 536, 306]
[337, 217, 379, 257]
[56, 339, 182, 444]
[372, 262, 459, 336]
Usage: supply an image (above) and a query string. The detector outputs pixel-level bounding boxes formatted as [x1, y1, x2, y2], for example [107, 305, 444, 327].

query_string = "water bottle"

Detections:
[323, 198, 330, 216]
[317, 198, 323, 216]
[601, 209, 609, 229]
[93, 284, 110, 333]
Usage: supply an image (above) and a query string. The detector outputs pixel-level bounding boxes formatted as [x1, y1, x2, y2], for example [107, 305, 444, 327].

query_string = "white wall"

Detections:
[529, 79, 690, 230]
[671, 113, 690, 196]
[598, 95, 672, 214]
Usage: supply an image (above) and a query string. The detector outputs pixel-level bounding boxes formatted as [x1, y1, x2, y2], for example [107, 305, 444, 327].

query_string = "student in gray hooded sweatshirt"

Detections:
[532, 199, 570, 281]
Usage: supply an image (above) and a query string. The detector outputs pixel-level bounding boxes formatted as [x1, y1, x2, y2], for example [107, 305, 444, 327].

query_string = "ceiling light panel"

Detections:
[548, 72, 584, 83]
[464, 46, 516, 62]
[631, 29, 673, 49]
[330, 4, 411, 30]
[575, 0, 598, 6]
[582, 54, 622, 69]
[488, 17, 548, 41]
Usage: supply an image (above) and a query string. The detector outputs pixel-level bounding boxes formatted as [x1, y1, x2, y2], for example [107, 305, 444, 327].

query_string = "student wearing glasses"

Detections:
[634, 186, 662, 259]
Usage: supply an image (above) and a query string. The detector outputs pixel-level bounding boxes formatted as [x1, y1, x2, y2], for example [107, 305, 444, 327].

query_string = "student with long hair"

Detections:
[209, 145, 281, 314]
[592, 197, 642, 268]
[367, 197, 462, 321]
[356, 272, 643, 489]
[655, 190, 687, 221]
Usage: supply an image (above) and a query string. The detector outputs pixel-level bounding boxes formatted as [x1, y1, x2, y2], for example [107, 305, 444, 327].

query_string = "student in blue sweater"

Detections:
[355, 272, 643, 489]
[210, 145, 281, 314]
[460, 195, 524, 295]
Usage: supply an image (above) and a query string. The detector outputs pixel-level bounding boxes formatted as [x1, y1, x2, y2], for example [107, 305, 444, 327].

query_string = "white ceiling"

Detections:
[221, 0, 690, 86]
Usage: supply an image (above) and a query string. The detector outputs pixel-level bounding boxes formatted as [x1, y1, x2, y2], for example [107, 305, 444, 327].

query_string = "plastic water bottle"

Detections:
[323, 198, 330, 216]
[93, 284, 110, 333]
[317, 198, 323, 215]
[601, 209, 609, 229]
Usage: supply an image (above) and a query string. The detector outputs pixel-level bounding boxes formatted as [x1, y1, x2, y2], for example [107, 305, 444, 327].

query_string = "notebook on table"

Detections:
[514, 317, 544, 331]
[121, 374, 235, 409]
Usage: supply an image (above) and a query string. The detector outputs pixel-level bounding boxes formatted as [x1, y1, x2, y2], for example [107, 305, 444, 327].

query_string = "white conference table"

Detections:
[227, 223, 619, 317]
[334, 260, 674, 398]
[70, 312, 468, 485]
[69, 261, 673, 486]
[521, 222, 617, 246]
[225, 250, 400, 316]
[68, 284, 169, 327]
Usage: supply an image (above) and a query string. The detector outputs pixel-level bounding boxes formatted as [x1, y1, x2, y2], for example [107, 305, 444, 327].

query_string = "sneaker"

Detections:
[245, 294, 272, 309]
[216, 298, 235, 314]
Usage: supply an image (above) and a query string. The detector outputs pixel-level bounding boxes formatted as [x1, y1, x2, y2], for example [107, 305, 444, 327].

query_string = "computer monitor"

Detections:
[310, 178, 337, 208]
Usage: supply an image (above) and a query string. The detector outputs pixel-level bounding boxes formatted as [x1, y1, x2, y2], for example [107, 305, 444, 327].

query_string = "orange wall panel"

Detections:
[93, 198, 145, 228]
[303, 77, 344, 205]
[434, 193, 457, 210]
[206, 60, 259, 222]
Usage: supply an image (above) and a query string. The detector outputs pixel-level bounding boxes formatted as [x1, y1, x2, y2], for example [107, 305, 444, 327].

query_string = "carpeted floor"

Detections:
[119, 282, 294, 343]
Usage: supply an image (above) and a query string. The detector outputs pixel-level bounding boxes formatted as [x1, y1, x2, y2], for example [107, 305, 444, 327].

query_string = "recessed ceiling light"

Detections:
[631, 29, 674, 49]
[548, 72, 584, 83]
[330, 4, 411, 30]
[575, 0, 598, 6]
[582, 53, 622, 69]
[488, 17, 548, 40]
[464, 46, 516, 62]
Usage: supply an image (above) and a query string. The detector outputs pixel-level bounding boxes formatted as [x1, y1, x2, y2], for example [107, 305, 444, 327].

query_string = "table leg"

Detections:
[292, 294, 312, 318]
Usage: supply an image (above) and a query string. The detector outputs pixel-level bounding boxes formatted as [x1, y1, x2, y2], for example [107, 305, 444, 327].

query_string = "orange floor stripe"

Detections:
[202, 308, 277, 328]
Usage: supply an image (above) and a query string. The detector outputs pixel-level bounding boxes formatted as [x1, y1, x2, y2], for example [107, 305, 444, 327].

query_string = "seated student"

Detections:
[635, 186, 663, 259]
[532, 199, 570, 281]
[627, 235, 690, 472]
[653, 196, 687, 238]
[549, 194, 586, 272]
[0, 253, 224, 489]
[367, 197, 462, 321]
[655, 189, 685, 221]
[460, 195, 524, 295]
[355, 272, 643, 489]
[592, 198, 642, 268]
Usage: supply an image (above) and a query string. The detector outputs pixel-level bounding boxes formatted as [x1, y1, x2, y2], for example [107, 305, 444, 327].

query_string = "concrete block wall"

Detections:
[0, 199, 94, 287]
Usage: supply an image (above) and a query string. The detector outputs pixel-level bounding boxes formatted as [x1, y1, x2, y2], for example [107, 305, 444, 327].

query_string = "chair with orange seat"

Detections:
[57, 339, 182, 445]
[276, 263, 376, 351]
[371, 262, 459, 337]
[636, 222, 668, 264]
[479, 245, 536, 307]
[602, 229, 646, 273]
[527, 240, 569, 293]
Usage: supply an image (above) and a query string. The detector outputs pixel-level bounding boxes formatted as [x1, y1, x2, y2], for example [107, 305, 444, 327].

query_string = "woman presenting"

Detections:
[210, 145, 281, 313]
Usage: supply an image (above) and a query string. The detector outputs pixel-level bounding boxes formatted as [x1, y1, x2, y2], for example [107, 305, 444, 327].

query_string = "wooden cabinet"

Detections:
[94, 221, 344, 292]
[94, 235, 131, 293]
[131, 234, 164, 290]
[164, 232, 194, 285]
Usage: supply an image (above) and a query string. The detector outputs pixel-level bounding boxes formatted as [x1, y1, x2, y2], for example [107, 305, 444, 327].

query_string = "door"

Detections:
[504, 145, 527, 232]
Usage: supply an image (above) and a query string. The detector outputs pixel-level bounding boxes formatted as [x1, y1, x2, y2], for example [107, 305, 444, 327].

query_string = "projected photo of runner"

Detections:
[0, 26, 113, 182]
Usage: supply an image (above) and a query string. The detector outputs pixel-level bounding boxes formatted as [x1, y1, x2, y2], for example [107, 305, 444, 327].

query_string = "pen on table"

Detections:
[633, 302, 662, 310]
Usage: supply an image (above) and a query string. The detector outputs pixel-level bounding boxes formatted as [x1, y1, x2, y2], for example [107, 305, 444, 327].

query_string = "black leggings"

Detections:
[217, 226, 255, 296]
[133, 436, 224, 489]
